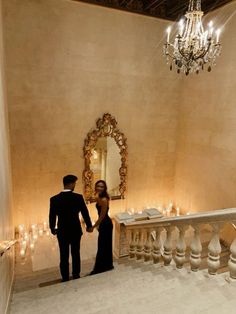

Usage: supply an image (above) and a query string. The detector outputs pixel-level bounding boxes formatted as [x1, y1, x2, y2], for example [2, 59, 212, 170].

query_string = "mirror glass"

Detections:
[90, 137, 121, 197]
[83, 113, 127, 202]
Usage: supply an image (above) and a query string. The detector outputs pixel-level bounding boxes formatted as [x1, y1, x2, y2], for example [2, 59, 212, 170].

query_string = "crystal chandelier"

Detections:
[163, 0, 222, 75]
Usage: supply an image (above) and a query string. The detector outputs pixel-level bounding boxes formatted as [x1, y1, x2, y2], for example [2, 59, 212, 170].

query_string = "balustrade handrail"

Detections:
[0, 240, 16, 257]
[124, 208, 236, 230]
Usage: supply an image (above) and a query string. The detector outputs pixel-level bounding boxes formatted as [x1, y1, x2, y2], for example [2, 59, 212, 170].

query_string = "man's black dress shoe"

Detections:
[61, 278, 69, 282]
[73, 275, 80, 280]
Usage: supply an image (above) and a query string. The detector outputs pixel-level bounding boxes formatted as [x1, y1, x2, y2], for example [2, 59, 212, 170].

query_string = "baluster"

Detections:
[207, 224, 222, 275]
[144, 229, 152, 262]
[228, 238, 236, 279]
[136, 229, 144, 260]
[163, 226, 173, 266]
[174, 225, 188, 269]
[129, 229, 136, 259]
[190, 225, 202, 271]
[152, 227, 163, 264]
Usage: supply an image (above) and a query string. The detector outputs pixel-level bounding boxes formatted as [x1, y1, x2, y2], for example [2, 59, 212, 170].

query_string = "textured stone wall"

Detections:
[0, 1, 14, 313]
[174, 2, 236, 213]
[2, 0, 180, 226]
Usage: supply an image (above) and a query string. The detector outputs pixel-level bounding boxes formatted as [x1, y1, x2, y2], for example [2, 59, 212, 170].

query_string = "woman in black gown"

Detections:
[90, 180, 114, 275]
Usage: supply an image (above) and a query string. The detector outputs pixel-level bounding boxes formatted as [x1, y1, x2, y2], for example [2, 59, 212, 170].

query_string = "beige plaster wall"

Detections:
[2, 0, 180, 226]
[0, 1, 14, 313]
[174, 2, 236, 214]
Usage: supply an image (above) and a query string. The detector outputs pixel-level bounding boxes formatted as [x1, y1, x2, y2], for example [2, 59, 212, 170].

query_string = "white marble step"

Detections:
[10, 260, 236, 314]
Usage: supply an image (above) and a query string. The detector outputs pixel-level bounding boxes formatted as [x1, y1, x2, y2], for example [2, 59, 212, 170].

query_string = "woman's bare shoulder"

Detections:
[98, 197, 108, 206]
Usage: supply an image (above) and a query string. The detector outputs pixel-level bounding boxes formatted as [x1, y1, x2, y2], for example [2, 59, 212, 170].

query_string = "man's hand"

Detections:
[86, 227, 93, 233]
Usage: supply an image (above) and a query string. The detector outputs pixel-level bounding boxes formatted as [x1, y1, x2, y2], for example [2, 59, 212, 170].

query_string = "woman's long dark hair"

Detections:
[95, 180, 110, 200]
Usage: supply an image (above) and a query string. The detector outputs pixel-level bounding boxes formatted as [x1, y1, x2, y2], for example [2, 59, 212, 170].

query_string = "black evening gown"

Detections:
[92, 203, 114, 274]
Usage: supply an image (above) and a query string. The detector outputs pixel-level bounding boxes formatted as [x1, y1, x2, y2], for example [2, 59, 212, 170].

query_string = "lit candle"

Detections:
[21, 240, 27, 250]
[166, 26, 171, 43]
[39, 229, 43, 236]
[208, 21, 214, 37]
[46, 230, 50, 236]
[23, 232, 29, 240]
[179, 19, 184, 36]
[20, 249, 25, 257]
[18, 224, 25, 236]
[216, 29, 221, 43]
[33, 234, 38, 241]
[30, 243, 35, 251]
[31, 224, 37, 232]
[176, 207, 180, 216]
[43, 222, 47, 231]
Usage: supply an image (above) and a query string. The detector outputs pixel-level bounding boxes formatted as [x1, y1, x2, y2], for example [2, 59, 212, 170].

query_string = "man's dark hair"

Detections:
[63, 174, 78, 186]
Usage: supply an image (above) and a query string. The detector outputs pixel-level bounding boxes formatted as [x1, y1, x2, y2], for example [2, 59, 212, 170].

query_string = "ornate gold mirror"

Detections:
[83, 113, 127, 202]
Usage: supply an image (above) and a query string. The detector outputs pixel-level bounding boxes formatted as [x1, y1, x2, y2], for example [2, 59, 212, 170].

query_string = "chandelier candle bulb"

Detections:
[166, 26, 171, 43]
[216, 29, 221, 43]
[179, 19, 184, 36]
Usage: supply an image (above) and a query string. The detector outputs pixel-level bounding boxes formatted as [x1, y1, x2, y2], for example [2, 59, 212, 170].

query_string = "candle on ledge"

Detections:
[176, 207, 180, 216]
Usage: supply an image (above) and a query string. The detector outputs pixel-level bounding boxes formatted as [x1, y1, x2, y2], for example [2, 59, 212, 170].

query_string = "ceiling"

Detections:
[72, 0, 233, 21]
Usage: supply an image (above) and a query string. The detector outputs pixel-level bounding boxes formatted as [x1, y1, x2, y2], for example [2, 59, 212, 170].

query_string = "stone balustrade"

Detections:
[124, 208, 236, 278]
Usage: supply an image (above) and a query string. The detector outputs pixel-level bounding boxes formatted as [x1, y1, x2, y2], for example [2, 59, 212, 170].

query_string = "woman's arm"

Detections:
[93, 198, 108, 229]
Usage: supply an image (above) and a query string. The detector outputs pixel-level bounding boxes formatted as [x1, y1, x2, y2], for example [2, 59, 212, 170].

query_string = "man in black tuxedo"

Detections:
[49, 174, 93, 282]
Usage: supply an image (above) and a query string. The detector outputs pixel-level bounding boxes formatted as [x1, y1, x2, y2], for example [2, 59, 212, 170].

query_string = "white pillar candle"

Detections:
[216, 29, 221, 43]
[166, 26, 171, 43]
[20, 249, 25, 257]
[43, 222, 47, 231]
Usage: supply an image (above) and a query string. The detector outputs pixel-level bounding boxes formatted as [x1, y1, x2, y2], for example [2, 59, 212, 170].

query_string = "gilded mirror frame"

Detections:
[83, 113, 128, 202]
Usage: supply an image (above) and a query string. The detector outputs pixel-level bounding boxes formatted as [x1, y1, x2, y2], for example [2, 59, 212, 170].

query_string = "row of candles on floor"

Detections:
[17, 219, 96, 258]
[17, 222, 51, 258]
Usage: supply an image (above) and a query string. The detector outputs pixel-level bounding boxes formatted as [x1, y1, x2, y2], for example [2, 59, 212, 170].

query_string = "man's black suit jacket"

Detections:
[49, 191, 92, 236]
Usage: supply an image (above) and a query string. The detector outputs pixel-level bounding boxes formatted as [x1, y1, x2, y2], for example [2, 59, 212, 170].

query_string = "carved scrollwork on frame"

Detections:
[83, 113, 128, 202]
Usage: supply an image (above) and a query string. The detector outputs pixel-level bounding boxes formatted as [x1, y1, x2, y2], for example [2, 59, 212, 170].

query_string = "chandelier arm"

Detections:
[164, 43, 177, 60]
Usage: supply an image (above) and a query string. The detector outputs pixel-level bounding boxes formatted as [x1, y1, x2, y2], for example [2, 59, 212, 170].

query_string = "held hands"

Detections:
[86, 227, 93, 233]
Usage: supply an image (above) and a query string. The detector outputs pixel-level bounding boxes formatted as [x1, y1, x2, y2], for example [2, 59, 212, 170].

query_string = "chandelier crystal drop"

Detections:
[163, 0, 222, 75]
